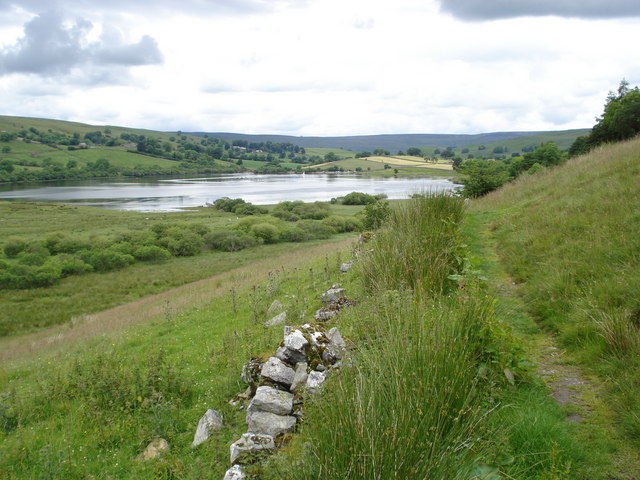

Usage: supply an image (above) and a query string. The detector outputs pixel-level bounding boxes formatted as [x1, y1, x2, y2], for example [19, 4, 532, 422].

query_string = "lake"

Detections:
[0, 173, 460, 212]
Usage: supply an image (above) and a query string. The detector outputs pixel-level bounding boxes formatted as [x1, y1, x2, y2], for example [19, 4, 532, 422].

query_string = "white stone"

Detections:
[306, 370, 327, 395]
[260, 357, 295, 386]
[230, 433, 276, 464]
[266, 300, 283, 317]
[284, 330, 308, 352]
[275, 346, 307, 365]
[264, 311, 287, 327]
[321, 288, 345, 304]
[223, 465, 246, 480]
[246, 409, 297, 437]
[250, 386, 294, 415]
[327, 327, 346, 348]
[191, 409, 223, 447]
[290, 362, 309, 393]
[314, 308, 338, 321]
[340, 262, 353, 272]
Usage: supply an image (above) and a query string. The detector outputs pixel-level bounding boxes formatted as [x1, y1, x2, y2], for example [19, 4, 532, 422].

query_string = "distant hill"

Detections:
[189, 130, 590, 152]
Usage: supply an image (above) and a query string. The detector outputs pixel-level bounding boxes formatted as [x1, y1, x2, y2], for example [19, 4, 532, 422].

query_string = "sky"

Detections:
[0, 0, 639, 136]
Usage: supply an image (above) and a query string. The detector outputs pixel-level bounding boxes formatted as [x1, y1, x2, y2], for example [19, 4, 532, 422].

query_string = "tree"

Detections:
[406, 147, 421, 156]
[570, 79, 640, 155]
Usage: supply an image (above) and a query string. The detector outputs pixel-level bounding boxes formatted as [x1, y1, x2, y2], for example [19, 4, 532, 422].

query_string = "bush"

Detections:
[53, 255, 94, 276]
[322, 215, 362, 233]
[272, 201, 331, 221]
[133, 245, 172, 262]
[212, 197, 247, 212]
[79, 249, 135, 272]
[361, 201, 391, 230]
[235, 203, 268, 215]
[204, 230, 259, 251]
[45, 235, 90, 254]
[0, 261, 63, 289]
[341, 191, 378, 205]
[250, 223, 280, 243]
[296, 220, 336, 239]
[280, 226, 309, 242]
[3, 238, 28, 258]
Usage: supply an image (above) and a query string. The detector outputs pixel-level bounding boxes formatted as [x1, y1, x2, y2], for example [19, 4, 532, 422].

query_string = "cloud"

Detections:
[0, 11, 163, 78]
[437, 0, 640, 20]
[0, 0, 307, 17]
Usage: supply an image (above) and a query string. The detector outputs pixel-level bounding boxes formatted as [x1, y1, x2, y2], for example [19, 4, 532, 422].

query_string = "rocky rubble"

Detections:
[222, 284, 353, 479]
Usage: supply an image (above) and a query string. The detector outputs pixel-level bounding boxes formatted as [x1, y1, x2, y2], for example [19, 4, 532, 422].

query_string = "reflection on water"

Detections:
[0, 173, 460, 212]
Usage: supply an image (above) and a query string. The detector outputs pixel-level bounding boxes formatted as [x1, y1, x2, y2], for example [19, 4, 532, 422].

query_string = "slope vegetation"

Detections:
[471, 137, 640, 468]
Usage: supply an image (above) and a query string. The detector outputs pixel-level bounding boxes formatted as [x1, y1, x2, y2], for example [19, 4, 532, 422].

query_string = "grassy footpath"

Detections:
[466, 137, 640, 478]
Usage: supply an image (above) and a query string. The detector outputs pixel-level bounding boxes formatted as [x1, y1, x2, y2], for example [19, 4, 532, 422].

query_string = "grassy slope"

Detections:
[468, 137, 640, 476]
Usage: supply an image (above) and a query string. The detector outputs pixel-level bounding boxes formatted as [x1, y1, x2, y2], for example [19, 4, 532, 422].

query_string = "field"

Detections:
[0, 201, 363, 337]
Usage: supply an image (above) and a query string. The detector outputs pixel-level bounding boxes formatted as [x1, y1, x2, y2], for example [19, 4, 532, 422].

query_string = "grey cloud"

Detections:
[437, 0, 640, 20]
[0, 11, 163, 77]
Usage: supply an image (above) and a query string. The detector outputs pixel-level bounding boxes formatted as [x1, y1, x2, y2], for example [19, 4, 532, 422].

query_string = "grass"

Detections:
[467, 136, 640, 475]
[0, 234, 355, 479]
[0, 201, 363, 338]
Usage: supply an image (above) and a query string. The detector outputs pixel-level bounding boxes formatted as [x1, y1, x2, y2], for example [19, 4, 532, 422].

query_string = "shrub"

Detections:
[45, 235, 90, 254]
[272, 201, 331, 221]
[109, 241, 136, 255]
[79, 249, 135, 272]
[322, 215, 362, 233]
[213, 197, 247, 212]
[3, 238, 28, 258]
[17, 251, 49, 266]
[250, 223, 280, 243]
[133, 245, 172, 262]
[280, 226, 309, 242]
[296, 220, 336, 239]
[204, 230, 259, 251]
[235, 203, 268, 215]
[53, 254, 94, 276]
[361, 201, 391, 230]
[341, 191, 378, 205]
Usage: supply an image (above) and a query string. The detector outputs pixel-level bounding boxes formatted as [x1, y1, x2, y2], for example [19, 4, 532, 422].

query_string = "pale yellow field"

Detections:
[366, 156, 454, 170]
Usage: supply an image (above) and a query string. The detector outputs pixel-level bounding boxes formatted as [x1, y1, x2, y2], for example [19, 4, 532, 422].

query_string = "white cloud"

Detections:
[0, 0, 639, 135]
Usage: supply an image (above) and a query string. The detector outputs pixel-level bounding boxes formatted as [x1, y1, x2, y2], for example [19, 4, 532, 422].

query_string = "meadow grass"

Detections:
[0, 239, 355, 479]
[469, 136, 640, 472]
[0, 202, 362, 338]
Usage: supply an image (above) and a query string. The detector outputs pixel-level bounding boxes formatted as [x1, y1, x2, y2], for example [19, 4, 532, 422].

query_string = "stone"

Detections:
[290, 362, 309, 393]
[275, 346, 307, 365]
[246, 409, 297, 437]
[223, 464, 246, 480]
[314, 308, 338, 322]
[260, 357, 295, 387]
[250, 386, 294, 416]
[306, 370, 326, 395]
[321, 288, 345, 304]
[266, 300, 283, 317]
[284, 329, 309, 352]
[340, 262, 353, 272]
[191, 409, 223, 447]
[137, 438, 169, 461]
[230, 433, 276, 464]
[327, 327, 346, 348]
[264, 311, 287, 327]
[241, 358, 262, 388]
[283, 325, 294, 336]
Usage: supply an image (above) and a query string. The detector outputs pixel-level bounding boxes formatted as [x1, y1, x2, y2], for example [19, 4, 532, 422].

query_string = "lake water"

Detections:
[0, 173, 460, 212]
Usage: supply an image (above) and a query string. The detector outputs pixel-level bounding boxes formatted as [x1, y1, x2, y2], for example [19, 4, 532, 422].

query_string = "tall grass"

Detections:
[266, 195, 502, 479]
[357, 193, 464, 297]
[281, 295, 495, 480]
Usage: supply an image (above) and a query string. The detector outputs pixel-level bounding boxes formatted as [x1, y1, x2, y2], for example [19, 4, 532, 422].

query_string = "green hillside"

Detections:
[193, 129, 589, 152]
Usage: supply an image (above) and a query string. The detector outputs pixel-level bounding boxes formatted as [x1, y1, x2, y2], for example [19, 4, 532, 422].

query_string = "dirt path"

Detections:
[1, 237, 355, 365]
